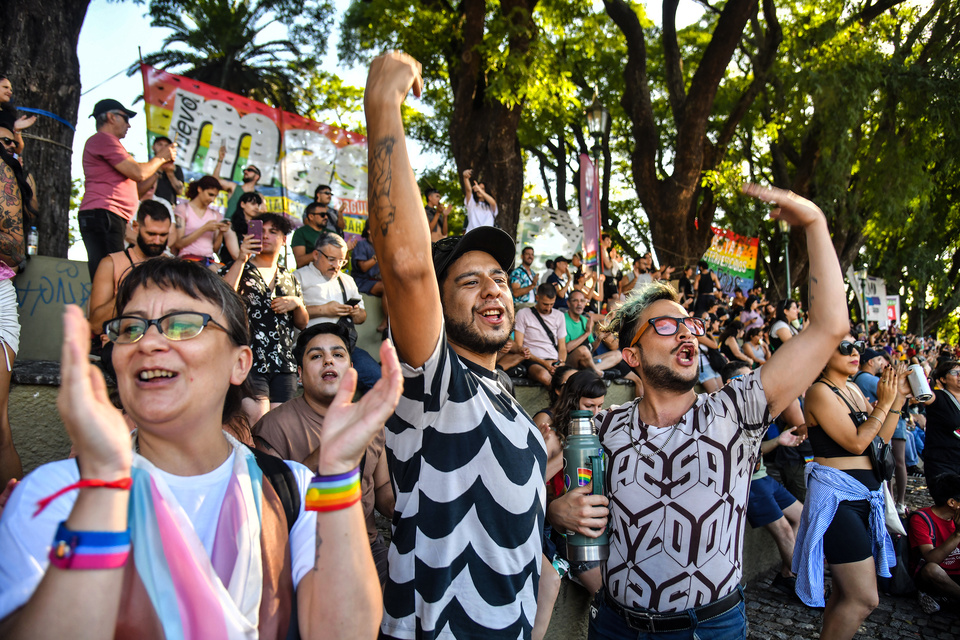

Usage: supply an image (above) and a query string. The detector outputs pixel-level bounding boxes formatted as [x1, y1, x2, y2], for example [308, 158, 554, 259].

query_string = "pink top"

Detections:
[78, 132, 139, 221]
[174, 201, 221, 259]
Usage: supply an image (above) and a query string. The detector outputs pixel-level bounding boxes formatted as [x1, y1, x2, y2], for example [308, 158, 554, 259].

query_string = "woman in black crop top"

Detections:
[799, 335, 909, 639]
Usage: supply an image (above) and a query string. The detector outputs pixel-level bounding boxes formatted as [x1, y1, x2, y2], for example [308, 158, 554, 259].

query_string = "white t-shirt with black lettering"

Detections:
[596, 369, 771, 612]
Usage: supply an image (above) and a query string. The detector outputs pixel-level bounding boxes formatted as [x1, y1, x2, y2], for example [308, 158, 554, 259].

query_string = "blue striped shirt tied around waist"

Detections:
[792, 462, 895, 607]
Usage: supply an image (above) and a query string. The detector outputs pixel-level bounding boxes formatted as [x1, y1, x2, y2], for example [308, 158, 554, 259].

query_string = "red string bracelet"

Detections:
[34, 478, 133, 517]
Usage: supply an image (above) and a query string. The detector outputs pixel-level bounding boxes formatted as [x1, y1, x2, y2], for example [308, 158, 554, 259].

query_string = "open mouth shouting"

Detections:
[320, 368, 340, 382]
[478, 306, 505, 325]
[675, 342, 698, 366]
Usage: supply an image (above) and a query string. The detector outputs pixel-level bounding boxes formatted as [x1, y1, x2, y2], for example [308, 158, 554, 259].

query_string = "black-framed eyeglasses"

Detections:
[0, 137, 14, 148]
[629, 316, 706, 348]
[838, 340, 866, 356]
[945, 370, 960, 378]
[104, 312, 229, 344]
[317, 250, 347, 268]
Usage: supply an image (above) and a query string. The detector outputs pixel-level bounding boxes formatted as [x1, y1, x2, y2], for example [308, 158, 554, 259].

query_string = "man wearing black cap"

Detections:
[365, 53, 547, 639]
[78, 99, 176, 279]
[138, 136, 184, 205]
[213, 143, 262, 221]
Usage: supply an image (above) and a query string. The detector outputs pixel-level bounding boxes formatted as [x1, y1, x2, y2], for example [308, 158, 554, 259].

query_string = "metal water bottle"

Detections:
[26, 226, 38, 256]
[562, 409, 609, 562]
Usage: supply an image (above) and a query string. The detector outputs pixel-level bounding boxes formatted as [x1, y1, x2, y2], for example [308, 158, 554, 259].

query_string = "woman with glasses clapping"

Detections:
[0, 258, 402, 639]
[793, 334, 910, 639]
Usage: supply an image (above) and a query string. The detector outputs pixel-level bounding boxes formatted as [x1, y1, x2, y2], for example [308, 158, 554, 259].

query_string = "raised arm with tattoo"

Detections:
[363, 54, 437, 368]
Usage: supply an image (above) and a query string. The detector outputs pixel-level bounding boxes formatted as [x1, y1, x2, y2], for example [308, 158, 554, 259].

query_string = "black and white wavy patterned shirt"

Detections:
[381, 329, 547, 639]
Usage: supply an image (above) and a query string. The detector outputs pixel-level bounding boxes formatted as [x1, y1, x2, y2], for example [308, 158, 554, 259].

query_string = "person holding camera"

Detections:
[294, 233, 382, 392]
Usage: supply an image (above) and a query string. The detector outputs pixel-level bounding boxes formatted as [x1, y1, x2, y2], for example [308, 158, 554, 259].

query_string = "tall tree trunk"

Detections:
[2, 0, 90, 258]
[447, 0, 538, 241]
[604, 0, 774, 267]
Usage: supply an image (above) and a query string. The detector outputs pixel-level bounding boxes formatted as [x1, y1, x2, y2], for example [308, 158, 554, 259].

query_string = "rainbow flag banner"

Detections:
[140, 65, 368, 235]
[701, 226, 759, 296]
[579, 154, 600, 268]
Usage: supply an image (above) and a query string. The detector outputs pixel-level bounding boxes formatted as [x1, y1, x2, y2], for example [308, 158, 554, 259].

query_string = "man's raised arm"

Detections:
[365, 53, 439, 368]
[748, 184, 849, 416]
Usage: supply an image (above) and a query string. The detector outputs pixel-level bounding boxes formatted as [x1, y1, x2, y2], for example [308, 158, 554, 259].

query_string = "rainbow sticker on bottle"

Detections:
[577, 467, 592, 487]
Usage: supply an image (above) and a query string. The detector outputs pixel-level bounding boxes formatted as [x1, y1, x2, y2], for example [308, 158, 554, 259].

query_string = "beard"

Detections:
[242, 175, 257, 184]
[137, 234, 166, 257]
[637, 344, 699, 393]
[445, 307, 514, 355]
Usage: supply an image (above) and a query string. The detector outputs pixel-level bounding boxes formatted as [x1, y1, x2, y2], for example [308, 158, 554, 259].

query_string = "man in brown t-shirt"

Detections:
[253, 323, 394, 584]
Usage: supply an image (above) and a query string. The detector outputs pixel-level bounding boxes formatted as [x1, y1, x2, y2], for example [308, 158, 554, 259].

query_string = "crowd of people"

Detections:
[0, 54, 959, 640]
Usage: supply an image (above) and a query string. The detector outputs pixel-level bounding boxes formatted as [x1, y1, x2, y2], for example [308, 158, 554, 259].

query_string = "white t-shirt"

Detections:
[0, 453, 317, 621]
[596, 370, 771, 612]
[464, 195, 497, 232]
[293, 264, 364, 328]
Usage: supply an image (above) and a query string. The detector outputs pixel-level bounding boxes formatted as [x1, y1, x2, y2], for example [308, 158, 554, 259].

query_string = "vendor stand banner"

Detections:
[139, 65, 368, 237]
[701, 226, 759, 296]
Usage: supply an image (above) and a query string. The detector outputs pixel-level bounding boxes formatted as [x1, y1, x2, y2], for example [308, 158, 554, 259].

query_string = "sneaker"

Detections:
[918, 591, 940, 614]
[896, 502, 908, 518]
[772, 572, 797, 595]
[907, 466, 924, 477]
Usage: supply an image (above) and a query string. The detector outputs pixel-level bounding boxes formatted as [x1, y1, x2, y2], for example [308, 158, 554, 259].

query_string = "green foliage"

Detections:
[68, 178, 83, 247]
[130, 0, 335, 111]
[292, 69, 366, 132]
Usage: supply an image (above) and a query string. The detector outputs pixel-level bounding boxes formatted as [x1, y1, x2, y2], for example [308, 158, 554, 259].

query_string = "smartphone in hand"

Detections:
[346, 297, 362, 306]
[247, 220, 263, 244]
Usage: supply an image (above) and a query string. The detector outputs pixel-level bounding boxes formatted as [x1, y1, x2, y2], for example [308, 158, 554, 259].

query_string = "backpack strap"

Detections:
[909, 509, 938, 546]
[249, 446, 301, 534]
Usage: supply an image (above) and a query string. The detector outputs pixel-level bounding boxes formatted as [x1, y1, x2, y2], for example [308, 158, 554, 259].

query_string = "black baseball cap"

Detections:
[91, 99, 136, 119]
[432, 227, 516, 282]
[862, 348, 885, 363]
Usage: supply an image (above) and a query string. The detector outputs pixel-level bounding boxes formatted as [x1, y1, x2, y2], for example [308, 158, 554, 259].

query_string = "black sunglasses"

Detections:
[838, 340, 866, 356]
[0, 137, 15, 148]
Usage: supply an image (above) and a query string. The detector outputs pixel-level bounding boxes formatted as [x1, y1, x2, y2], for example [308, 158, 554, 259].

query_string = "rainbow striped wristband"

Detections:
[48, 521, 131, 570]
[305, 467, 361, 512]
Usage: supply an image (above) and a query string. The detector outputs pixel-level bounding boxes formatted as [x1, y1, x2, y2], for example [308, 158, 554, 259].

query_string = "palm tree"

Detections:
[129, 0, 332, 111]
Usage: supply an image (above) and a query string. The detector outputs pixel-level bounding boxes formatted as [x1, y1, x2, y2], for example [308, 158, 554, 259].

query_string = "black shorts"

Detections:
[822, 469, 880, 565]
[247, 371, 298, 404]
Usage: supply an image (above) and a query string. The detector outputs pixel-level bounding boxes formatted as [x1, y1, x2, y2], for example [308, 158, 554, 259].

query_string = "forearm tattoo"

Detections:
[370, 137, 397, 237]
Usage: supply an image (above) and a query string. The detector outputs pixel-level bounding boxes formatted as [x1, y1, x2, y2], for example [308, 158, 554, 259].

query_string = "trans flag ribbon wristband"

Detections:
[305, 467, 361, 512]
[48, 521, 131, 570]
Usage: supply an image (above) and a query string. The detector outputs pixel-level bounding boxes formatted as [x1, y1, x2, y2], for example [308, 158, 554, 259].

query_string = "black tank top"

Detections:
[697, 270, 715, 296]
[807, 380, 869, 458]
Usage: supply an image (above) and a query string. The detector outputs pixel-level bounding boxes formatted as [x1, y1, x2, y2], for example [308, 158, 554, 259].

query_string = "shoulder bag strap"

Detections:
[530, 308, 556, 344]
